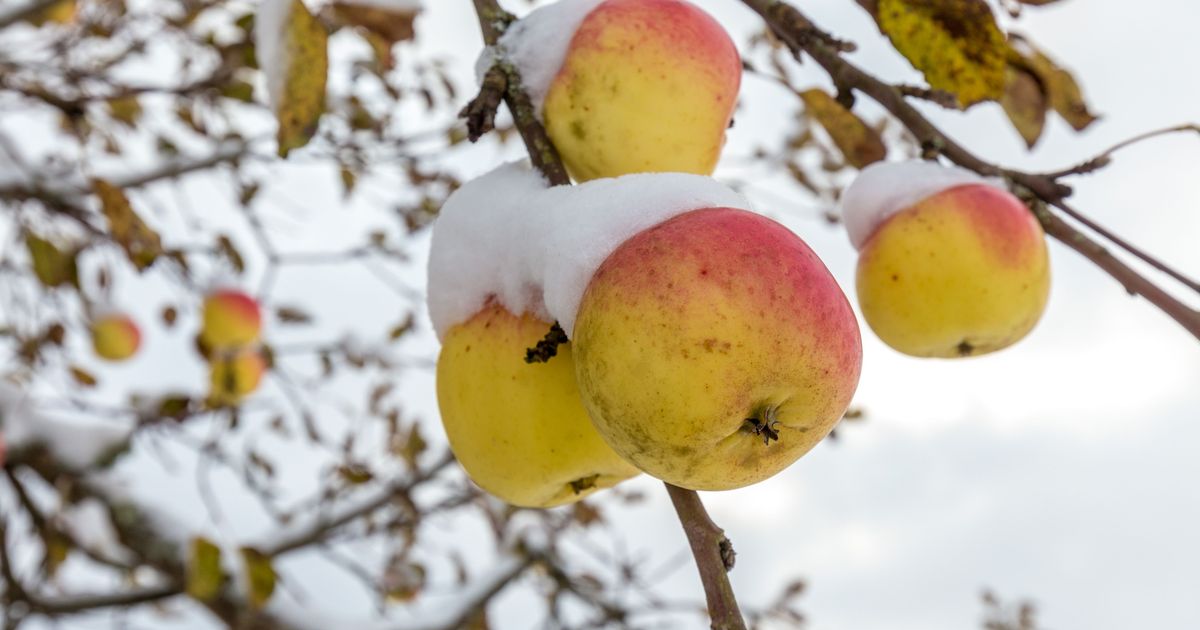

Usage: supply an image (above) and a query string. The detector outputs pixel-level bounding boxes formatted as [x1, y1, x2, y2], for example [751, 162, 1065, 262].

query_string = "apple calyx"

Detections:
[568, 474, 599, 495]
[524, 321, 569, 364]
[742, 405, 782, 446]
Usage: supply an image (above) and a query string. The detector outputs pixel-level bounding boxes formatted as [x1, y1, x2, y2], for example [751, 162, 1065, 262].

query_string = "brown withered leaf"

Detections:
[1010, 34, 1098, 131]
[274, 0, 329, 157]
[330, 2, 419, 68]
[874, 0, 1008, 107]
[93, 179, 162, 271]
[799, 89, 886, 168]
[69, 365, 98, 387]
[1000, 65, 1047, 148]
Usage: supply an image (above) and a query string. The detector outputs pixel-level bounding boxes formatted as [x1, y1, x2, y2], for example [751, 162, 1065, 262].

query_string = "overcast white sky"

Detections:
[5, 0, 1200, 629]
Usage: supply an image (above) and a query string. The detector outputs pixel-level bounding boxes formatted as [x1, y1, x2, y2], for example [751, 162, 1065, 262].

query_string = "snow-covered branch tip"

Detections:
[465, 0, 570, 186]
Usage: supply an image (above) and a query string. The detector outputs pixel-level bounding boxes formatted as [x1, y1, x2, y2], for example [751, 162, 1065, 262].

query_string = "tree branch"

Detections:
[741, 0, 1200, 340]
[466, 0, 571, 186]
[666, 484, 746, 630]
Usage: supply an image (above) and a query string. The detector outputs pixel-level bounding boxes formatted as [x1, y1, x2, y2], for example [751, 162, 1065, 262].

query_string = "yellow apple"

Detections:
[90, 313, 141, 362]
[572, 208, 862, 491]
[437, 302, 639, 508]
[200, 289, 262, 350]
[208, 349, 266, 406]
[542, 0, 741, 181]
[855, 183, 1051, 357]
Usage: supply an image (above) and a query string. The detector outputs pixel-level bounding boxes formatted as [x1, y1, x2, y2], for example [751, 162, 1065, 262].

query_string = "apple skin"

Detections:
[543, 0, 741, 182]
[856, 184, 1050, 358]
[208, 349, 266, 406]
[90, 314, 141, 362]
[201, 289, 262, 350]
[572, 208, 862, 491]
[437, 302, 640, 508]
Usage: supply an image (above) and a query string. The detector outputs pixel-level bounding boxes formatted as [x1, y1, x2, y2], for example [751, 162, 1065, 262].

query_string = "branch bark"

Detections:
[741, 0, 1200, 341]
[666, 484, 746, 630]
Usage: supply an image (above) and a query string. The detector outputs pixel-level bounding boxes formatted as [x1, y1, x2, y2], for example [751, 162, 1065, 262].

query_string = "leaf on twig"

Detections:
[93, 179, 163, 271]
[239, 547, 278, 609]
[258, 0, 329, 157]
[1009, 34, 1098, 131]
[329, 1, 420, 68]
[186, 537, 225, 602]
[799, 88, 886, 168]
[1000, 65, 1047, 148]
[26, 233, 79, 288]
[872, 0, 1008, 107]
[24, 0, 76, 26]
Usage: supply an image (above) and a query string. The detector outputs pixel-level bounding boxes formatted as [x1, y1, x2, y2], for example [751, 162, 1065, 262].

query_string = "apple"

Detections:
[208, 349, 266, 406]
[437, 302, 639, 508]
[852, 182, 1051, 358]
[0, 432, 6, 468]
[541, 0, 741, 181]
[571, 207, 862, 491]
[200, 289, 262, 350]
[90, 313, 141, 362]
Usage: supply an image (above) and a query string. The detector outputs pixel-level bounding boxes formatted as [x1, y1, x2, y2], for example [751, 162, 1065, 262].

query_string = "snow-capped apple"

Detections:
[436, 302, 639, 508]
[208, 348, 266, 406]
[90, 313, 141, 362]
[572, 208, 863, 491]
[498, 0, 741, 181]
[841, 161, 1051, 358]
[200, 289, 262, 350]
[428, 164, 838, 494]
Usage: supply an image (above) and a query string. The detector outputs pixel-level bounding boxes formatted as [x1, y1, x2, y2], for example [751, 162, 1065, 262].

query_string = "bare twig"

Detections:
[1046, 124, 1200, 179]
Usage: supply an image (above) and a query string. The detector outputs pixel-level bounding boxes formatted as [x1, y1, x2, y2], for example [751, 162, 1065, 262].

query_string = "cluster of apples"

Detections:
[432, 0, 1052, 508]
[433, 0, 861, 507]
[198, 289, 267, 406]
[85, 288, 267, 406]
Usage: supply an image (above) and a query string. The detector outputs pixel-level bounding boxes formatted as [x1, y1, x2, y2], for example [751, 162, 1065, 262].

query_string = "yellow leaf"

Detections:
[239, 547, 277, 610]
[276, 0, 329, 157]
[875, 0, 1007, 107]
[25, 0, 76, 26]
[1009, 35, 1098, 131]
[26, 233, 79, 288]
[186, 537, 224, 602]
[107, 96, 142, 127]
[799, 89, 887, 168]
[1000, 65, 1047, 149]
[93, 179, 162, 271]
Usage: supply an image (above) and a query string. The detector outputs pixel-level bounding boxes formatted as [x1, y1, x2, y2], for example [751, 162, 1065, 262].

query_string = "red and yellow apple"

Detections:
[854, 183, 1050, 357]
[200, 289, 262, 350]
[542, 0, 741, 181]
[90, 313, 141, 362]
[437, 302, 639, 508]
[208, 349, 266, 406]
[571, 208, 862, 491]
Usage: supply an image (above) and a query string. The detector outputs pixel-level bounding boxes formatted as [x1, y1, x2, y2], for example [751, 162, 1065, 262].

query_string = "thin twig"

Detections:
[1045, 124, 1200, 179]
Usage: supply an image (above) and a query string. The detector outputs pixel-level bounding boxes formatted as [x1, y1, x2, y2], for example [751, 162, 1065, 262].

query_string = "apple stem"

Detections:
[665, 483, 747, 630]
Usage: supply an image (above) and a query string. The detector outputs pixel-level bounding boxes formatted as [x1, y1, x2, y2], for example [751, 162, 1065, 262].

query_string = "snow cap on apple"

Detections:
[840, 160, 1051, 358]
[429, 163, 862, 493]
[481, 0, 741, 181]
[427, 162, 750, 338]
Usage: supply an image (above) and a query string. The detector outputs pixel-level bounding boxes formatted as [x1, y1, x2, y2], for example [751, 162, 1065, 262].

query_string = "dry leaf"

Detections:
[874, 0, 1008, 107]
[799, 88, 887, 168]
